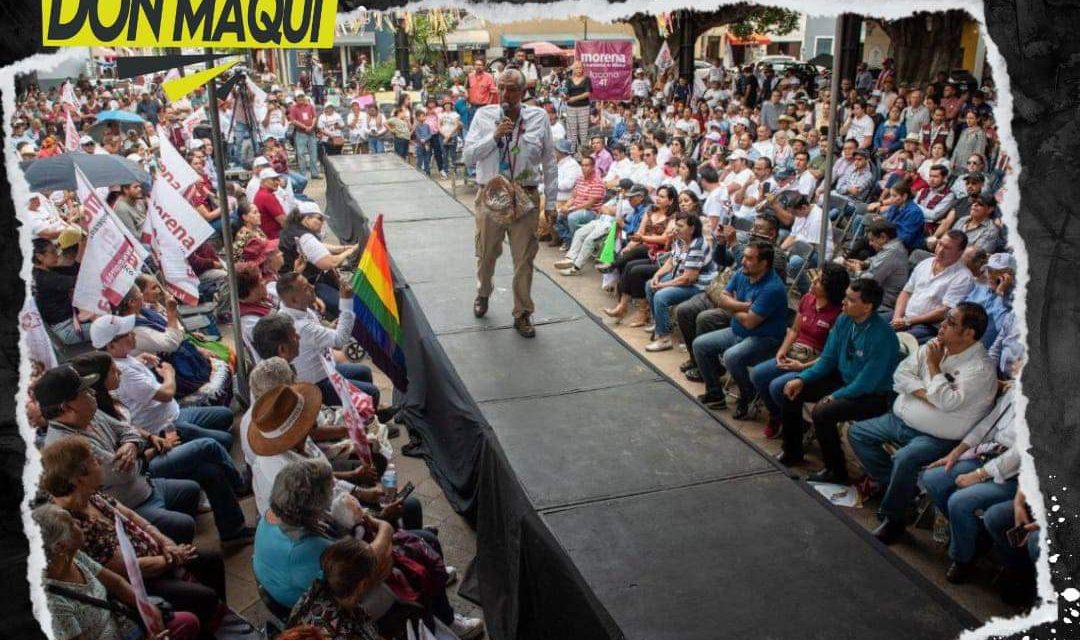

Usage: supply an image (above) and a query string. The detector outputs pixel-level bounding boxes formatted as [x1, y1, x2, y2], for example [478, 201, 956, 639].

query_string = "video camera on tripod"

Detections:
[219, 68, 263, 170]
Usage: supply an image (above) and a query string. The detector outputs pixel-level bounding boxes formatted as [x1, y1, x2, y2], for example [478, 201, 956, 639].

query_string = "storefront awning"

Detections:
[727, 34, 771, 46]
[431, 29, 491, 50]
[500, 33, 629, 48]
[336, 32, 376, 46]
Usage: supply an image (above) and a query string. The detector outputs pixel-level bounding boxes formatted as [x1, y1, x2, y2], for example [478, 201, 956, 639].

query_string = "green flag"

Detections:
[598, 222, 618, 264]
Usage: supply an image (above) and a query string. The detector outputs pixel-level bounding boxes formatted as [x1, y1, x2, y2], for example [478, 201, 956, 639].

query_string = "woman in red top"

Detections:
[749, 264, 849, 437]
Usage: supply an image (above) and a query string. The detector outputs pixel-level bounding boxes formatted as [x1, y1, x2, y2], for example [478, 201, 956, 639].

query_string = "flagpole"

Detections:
[203, 47, 249, 392]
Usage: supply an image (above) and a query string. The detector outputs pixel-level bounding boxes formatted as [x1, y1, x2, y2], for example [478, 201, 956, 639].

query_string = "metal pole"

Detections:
[202, 48, 249, 388]
[818, 16, 847, 268]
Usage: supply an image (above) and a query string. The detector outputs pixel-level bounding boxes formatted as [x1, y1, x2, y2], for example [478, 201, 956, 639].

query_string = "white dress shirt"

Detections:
[892, 340, 997, 440]
[556, 156, 583, 201]
[463, 104, 558, 208]
[281, 300, 355, 384]
[903, 259, 974, 320]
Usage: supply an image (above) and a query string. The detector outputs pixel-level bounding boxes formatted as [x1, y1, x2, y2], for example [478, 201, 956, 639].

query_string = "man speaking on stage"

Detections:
[463, 68, 558, 338]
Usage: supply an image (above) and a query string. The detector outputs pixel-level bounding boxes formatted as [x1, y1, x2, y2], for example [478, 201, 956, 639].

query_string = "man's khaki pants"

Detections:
[475, 187, 541, 319]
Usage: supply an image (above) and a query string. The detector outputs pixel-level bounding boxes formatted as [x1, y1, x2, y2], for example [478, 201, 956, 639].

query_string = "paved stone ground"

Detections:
[209, 159, 1015, 636]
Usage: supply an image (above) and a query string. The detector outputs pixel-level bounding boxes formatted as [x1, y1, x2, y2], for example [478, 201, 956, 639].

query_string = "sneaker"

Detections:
[595, 263, 614, 273]
[446, 565, 458, 586]
[440, 171, 448, 179]
[684, 367, 703, 382]
[451, 614, 485, 640]
[763, 416, 782, 439]
[642, 324, 655, 333]
[679, 359, 695, 372]
[645, 337, 673, 352]
[553, 258, 575, 269]
[559, 266, 582, 276]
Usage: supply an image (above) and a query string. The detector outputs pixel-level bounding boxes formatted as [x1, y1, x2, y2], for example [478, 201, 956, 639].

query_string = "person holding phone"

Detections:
[920, 387, 1021, 585]
[983, 489, 1040, 607]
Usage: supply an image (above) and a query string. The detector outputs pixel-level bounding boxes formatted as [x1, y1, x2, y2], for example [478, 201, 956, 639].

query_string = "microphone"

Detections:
[500, 102, 513, 142]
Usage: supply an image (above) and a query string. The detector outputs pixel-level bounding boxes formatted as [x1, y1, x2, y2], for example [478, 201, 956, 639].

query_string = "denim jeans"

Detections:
[393, 138, 409, 160]
[431, 136, 446, 173]
[692, 328, 781, 400]
[442, 138, 457, 169]
[644, 274, 699, 338]
[416, 142, 432, 175]
[174, 405, 235, 451]
[50, 318, 93, 345]
[135, 478, 201, 544]
[556, 209, 595, 247]
[984, 499, 1039, 570]
[230, 122, 252, 167]
[317, 362, 381, 407]
[921, 460, 1018, 562]
[849, 412, 958, 523]
[368, 138, 385, 154]
[148, 437, 248, 540]
[294, 131, 320, 178]
[748, 358, 799, 417]
[289, 171, 309, 194]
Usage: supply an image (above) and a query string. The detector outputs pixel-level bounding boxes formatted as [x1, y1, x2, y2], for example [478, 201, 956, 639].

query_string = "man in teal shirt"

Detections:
[777, 278, 900, 483]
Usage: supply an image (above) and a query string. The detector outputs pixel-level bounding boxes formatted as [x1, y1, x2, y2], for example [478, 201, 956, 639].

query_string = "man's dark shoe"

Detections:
[679, 359, 695, 372]
[697, 392, 726, 410]
[221, 526, 257, 548]
[807, 468, 850, 485]
[514, 313, 536, 338]
[775, 450, 804, 467]
[945, 561, 976, 584]
[684, 367, 703, 382]
[872, 519, 906, 545]
[387, 423, 401, 439]
[376, 405, 401, 424]
[473, 296, 488, 318]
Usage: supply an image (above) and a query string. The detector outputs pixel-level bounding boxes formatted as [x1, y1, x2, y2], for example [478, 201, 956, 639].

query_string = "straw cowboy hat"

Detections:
[248, 383, 322, 456]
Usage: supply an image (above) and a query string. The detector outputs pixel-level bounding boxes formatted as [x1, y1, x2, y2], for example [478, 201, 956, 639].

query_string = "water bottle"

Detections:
[380, 463, 397, 507]
[932, 512, 950, 545]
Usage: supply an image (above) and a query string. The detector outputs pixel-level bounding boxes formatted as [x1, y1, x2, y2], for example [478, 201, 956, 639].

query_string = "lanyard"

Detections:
[498, 115, 527, 180]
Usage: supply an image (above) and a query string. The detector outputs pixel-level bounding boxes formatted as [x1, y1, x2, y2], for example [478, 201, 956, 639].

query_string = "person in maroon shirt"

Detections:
[287, 91, 320, 180]
[253, 169, 287, 241]
[749, 264, 849, 437]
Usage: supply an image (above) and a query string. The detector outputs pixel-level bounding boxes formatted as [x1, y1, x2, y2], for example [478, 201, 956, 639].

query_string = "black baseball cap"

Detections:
[618, 178, 635, 191]
[964, 171, 986, 184]
[33, 365, 98, 408]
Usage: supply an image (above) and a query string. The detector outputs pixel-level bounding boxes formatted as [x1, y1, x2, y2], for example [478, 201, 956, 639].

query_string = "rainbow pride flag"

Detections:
[351, 214, 408, 391]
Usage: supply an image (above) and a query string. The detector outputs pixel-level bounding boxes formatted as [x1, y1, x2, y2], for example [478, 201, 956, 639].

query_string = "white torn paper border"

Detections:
[0, 1, 1055, 638]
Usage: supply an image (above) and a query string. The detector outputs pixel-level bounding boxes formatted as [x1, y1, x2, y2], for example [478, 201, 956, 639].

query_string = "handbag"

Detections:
[477, 174, 536, 226]
[46, 583, 173, 632]
[787, 342, 819, 363]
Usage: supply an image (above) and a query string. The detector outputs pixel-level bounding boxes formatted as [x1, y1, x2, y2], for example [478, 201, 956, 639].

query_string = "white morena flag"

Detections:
[156, 125, 202, 194]
[143, 178, 216, 305]
[72, 167, 147, 314]
[319, 348, 374, 464]
[64, 110, 80, 152]
[655, 41, 675, 71]
[19, 298, 58, 369]
[60, 81, 79, 113]
[181, 107, 206, 140]
[114, 513, 165, 635]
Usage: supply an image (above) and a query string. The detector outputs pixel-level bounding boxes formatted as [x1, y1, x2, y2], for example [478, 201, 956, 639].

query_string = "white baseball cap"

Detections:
[187, 139, 205, 150]
[79, 135, 95, 145]
[728, 149, 748, 161]
[295, 90, 306, 97]
[297, 201, 322, 216]
[258, 168, 280, 180]
[252, 156, 270, 168]
[90, 314, 136, 349]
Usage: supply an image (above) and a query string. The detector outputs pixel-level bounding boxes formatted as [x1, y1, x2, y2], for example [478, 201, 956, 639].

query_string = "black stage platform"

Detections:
[324, 154, 978, 640]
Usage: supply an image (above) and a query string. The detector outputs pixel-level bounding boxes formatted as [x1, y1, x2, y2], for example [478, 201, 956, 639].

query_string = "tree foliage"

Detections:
[623, 5, 800, 73]
[869, 11, 968, 84]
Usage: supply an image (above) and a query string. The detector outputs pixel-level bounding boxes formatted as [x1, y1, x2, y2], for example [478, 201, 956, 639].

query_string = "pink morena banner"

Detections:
[574, 40, 634, 101]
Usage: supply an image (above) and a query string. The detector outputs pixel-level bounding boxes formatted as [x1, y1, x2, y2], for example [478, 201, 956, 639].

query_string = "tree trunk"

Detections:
[625, 6, 764, 80]
[876, 11, 967, 85]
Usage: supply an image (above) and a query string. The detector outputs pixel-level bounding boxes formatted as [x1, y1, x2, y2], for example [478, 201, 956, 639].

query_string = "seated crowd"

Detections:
[516, 58, 1034, 609]
[17, 76, 484, 640]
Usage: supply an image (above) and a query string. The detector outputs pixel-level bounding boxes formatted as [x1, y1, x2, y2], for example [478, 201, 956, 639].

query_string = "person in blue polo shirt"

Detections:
[692, 240, 788, 418]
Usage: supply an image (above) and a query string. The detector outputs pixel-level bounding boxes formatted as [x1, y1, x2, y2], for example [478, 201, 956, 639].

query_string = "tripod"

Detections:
[223, 72, 262, 169]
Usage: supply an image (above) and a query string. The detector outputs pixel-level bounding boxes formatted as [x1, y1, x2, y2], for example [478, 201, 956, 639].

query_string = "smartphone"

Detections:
[396, 481, 416, 503]
[1006, 523, 1030, 548]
